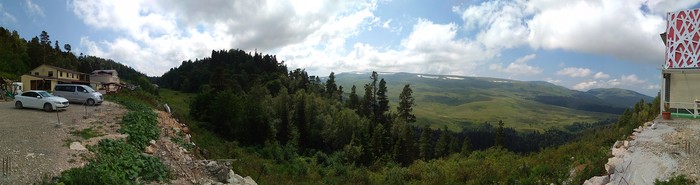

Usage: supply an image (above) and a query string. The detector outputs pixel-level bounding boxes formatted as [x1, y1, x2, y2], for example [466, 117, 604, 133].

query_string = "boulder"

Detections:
[149, 140, 157, 146]
[605, 157, 623, 174]
[243, 176, 257, 185]
[69, 142, 87, 151]
[145, 146, 155, 154]
[613, 141, 623, 149]
[583, 176, 610, 185]
[612, 146, 626, 157]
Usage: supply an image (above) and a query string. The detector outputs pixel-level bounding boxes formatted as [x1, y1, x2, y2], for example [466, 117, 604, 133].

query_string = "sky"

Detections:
[2, 0, 699, 96]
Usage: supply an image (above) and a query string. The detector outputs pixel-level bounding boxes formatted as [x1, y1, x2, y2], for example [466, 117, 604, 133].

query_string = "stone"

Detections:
[182, 126, 190, 134]
[149, 140, 157, 146]
[613, 141, 623, 149]
[227, 169, 240, 184]
[623, 140, 629, 148]
[612, 147, 626, 157]
[583, 175, 610, 185]
[243, 176, 257, 185]
[69, 142, 87, 151]
[651, 123, 657, 129]
[145, 146, 155, 154]
[605, 157, 623, 174]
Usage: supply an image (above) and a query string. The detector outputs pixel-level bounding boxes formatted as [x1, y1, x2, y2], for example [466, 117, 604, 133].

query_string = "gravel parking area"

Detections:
[0, 100, 126, 184]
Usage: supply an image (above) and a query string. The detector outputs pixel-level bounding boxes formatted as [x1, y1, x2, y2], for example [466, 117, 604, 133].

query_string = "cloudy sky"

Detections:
[2, 0, 699, 96]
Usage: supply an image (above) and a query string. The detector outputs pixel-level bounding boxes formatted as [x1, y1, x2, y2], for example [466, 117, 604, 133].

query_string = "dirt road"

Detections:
[0, 100, 126, 184]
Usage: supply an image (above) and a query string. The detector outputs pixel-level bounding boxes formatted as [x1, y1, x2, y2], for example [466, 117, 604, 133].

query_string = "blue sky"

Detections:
[2, 0, 700, 96]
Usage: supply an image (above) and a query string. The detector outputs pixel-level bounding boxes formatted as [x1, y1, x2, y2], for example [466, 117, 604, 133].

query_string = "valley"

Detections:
[335, 72, 652, 131]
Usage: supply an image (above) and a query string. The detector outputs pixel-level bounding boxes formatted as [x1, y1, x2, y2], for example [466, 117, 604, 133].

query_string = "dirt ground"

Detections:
[606, 117, 700, 184]
[0, 100, 126, 184]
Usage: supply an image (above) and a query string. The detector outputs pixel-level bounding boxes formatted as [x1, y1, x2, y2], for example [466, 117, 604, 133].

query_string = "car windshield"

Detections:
[37, 91, 53, 97]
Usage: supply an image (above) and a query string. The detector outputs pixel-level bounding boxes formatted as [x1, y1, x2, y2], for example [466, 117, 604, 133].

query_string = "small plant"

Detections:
[655, 175, 694, 185]
[171, 134, 195, 150]
[119, 111, 160, 150]
[70, 127, 104, 140]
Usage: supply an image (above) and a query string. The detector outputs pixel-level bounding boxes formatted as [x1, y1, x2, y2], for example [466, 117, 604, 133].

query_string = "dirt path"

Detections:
[0, 100, 126, 184]
[591, 117, 700, 184]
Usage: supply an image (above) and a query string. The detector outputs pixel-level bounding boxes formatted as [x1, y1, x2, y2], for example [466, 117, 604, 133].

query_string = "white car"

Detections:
[15, 90, 70, 112]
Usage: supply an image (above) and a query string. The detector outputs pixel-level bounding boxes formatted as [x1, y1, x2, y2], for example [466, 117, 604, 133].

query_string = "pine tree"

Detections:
[460, 136, 471, 156]
[434, 126, 449, 158]
[397, 84, 416, 123]
[376, 78, 389, 123]
[348, 85, 360, 110]
[495, 120, 505, 148]
[418, 125, 432, 160]
[326, 72, 337, 99]
[360, 84, 374, 118]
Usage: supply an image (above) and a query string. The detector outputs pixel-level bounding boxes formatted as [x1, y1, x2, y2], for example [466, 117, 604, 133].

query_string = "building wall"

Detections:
[665, 8, 700, 68]
[669, 73, 700, 109]
[20, 75, 57, 91]
[29, 65, 81, 81]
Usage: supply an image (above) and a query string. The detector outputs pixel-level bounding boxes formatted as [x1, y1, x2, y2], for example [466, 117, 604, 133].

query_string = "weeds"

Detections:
[70, 127, 104, 140]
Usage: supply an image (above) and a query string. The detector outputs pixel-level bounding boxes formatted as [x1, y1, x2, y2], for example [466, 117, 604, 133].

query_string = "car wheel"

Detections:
[87, 99, 95, 106]
[15, 101, 23, 109]
[44, 103, 53, 112]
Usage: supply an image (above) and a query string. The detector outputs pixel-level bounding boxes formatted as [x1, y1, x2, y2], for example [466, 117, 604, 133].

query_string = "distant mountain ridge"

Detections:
[334, 72, 652, 131]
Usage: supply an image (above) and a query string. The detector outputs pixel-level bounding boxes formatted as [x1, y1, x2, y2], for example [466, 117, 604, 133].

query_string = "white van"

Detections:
[53, 84, 104, 106]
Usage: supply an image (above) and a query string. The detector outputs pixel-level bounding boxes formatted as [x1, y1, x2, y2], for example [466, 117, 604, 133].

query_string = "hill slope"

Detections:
[586, 88, 654, 108]
[335, 72, 651, 131]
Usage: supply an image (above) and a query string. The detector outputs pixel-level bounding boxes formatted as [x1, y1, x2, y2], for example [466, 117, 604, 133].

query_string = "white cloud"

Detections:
[453, 0, 696, 65]
[621, 74, 645, 84]
[573, 80, 598, 90]
[454, 0, 528, 49]
[569, 74, 658, 91]
[545, 77, 561, 84]
[72, 0, 379, 76]
[24, 0, 44, 17]
[0, 4, 16, 23]
[556, 67, 592, 78]
[490, 54, 543, 76]
[593, 72, 610, 79]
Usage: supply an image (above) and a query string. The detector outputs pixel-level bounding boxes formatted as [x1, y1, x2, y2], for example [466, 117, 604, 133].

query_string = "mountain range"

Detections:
[334, 72, 653, 131]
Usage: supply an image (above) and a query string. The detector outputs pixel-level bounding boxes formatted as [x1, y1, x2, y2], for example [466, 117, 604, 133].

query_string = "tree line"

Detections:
[0, 27, 155, 93]
[157, 49, 617, 167]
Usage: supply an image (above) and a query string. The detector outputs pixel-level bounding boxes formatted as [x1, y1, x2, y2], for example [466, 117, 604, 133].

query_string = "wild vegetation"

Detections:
[50, 98, 169, 184]
[157, 49, 660, 183]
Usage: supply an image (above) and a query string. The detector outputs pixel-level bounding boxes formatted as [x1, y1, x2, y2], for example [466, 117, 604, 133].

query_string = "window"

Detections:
[34, 72, 39, 75]
[55, 85, 76, 92]
[77, 86, 87, 93]
[48, 71, 54, 77]
[60, 72, 63, 77]
[22, 92, 39, 98]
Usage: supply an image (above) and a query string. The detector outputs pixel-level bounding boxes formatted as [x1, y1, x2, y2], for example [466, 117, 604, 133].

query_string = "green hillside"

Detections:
[335, 72, 648, 131]
[586, 88, 654, 107]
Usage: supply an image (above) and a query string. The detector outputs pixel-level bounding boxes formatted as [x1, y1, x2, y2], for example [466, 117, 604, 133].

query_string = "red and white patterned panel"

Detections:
[666, 8, 700, 69]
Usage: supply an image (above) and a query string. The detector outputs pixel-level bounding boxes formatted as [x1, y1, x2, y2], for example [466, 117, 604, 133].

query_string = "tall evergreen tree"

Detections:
[495, 120, 505, 148]
[397, 84, 416, 123]
[326, 72, 337, 99]
[418, 125, 432, 160]
[348, 85, 360, 110]
[460, 136, 471, 156]
[376, 78, 389, 123]
[434, 126, 449, 158]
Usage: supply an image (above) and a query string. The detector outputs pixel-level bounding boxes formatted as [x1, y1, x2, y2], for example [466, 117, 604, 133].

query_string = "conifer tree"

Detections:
[419, 125, 432, 160]
[397, 84, 416, 123]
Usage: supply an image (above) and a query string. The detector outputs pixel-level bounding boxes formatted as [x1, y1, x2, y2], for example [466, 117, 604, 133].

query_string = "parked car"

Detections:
[14, 90, 70, 112]
[53, 84, 103, 106]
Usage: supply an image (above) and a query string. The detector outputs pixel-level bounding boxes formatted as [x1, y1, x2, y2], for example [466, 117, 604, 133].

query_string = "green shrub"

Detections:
[119, 111, 160, 150]
[56, 139, 169, 184]
[655, 175, 694, 185]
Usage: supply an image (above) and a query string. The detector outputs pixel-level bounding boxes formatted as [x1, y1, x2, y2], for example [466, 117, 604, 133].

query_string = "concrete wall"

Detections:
[669, 73, 700, 109]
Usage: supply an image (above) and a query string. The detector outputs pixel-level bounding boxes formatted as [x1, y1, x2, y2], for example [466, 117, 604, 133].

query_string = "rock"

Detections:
[651, 123, 657, 129]
[605, 157, 623, 174]
[623, 140, 629, 148]
[243, 176, 257, 185]
[69, 142, 87, 151]
[612, 147, 626, 157]
[182, 126, 190, 134]
[149, 140, 157, 146]
[583, 175, 610, 185]
[645, 122, 653, 127]
[630, 135, 637, 140]
[613, 141, 623, 149]
[145, 146, 155, 154]
[227, 169, 241, 184]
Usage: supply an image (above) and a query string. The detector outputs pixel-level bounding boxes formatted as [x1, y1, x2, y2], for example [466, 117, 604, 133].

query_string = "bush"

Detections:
[56, 139, 170, 184]
[119, 111, 160, 150]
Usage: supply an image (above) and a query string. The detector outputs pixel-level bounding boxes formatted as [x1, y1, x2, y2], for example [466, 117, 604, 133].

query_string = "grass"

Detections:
[335, 72, 620, 132]
[70, 127, 104, 140]
[655, 175, 694, 185]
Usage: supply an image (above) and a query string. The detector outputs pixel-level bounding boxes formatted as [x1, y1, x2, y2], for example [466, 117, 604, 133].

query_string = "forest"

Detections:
[0, 27, 155, 93]
[157, 49, 659, 183]
[0, 26, 662, 183]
